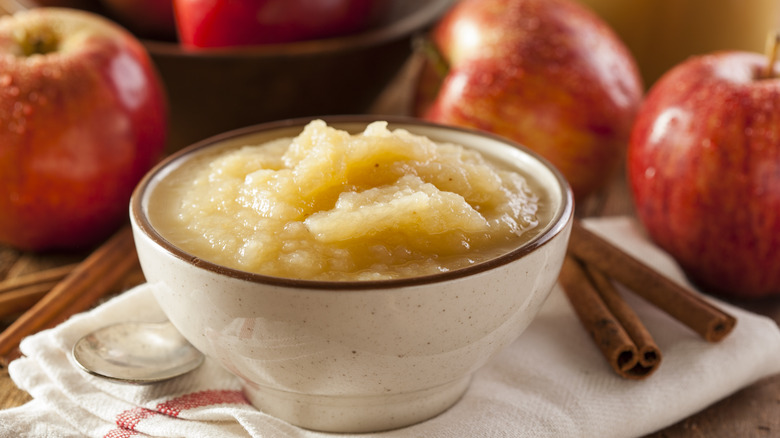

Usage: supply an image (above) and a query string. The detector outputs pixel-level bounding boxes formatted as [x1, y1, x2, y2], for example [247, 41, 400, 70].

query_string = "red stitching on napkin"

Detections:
[103, 390, 249, 438]
[156, 389, 250, 417]
[103, 429, 136, 438]
[104, 429, 139, 438]
[116, 407, 157, 431]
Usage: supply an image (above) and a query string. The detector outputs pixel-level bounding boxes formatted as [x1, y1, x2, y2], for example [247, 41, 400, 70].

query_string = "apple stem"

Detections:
[15, 28, 60, 57]
[763, 30, 780, 79]
[413, 35, 449, 79]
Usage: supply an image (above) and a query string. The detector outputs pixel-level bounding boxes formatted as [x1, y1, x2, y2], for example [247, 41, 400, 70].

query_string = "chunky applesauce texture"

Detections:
[149, 120, 542, 280]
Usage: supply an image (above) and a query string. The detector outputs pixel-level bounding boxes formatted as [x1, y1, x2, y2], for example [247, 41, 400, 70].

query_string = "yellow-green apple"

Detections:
[0, 8, 168, 251]
[99, 0, 177, 40]
[628, 51, 780, 298]
[413, 0, 643, 201]
[174, 0, 389, 48]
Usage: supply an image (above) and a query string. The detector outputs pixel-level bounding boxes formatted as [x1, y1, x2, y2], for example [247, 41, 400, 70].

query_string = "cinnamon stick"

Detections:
[0, 263, 79, 318]
[560, 255, 660, 379]
[0, 226, 138, 364]
[0, 281, 57, 319]
[48, 250, 139, 330]
[568, 220, 736, 342]
[0, 263, 78, 294]
[584, 263, 661, 371]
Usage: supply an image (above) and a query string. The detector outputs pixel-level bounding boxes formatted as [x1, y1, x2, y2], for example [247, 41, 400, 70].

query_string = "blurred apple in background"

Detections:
[8, 0, 177, 40]
[0, 8, 168, 251]
[174, 0, 391, 48]
[413, 0, 644, 201]
[628, 50, 780, 298]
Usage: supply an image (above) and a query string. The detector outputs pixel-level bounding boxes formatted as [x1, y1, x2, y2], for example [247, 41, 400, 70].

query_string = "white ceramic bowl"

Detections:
[129, 116, 573, 433]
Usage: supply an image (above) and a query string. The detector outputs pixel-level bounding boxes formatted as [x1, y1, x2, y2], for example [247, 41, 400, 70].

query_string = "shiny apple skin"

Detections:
[415, 0, 643, 201]
[628, 51, 780, 298]
[0, 8, 168, 251]
[174, 0, 389, 48]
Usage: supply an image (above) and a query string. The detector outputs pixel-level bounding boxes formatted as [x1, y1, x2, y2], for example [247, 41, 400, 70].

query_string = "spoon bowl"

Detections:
[72, 321, 204, 384]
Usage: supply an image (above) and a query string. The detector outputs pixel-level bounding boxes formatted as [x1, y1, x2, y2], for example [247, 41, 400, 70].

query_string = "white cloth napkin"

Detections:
[2, 216, 780, 438]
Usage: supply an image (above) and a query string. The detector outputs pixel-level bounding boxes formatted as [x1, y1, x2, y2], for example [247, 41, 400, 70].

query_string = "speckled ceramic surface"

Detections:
[130, 117, 573, 433]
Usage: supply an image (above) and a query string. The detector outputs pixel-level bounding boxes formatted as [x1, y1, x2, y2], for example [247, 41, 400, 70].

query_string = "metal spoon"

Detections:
[72, 321, 205, 384]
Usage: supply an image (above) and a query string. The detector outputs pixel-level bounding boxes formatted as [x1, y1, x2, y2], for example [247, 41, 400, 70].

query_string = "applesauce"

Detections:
[147, 120, 543, 281]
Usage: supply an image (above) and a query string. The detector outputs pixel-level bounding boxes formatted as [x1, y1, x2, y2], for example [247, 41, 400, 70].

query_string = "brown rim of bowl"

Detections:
[130, 115, 574, 291]
[144, 0, 457, 58]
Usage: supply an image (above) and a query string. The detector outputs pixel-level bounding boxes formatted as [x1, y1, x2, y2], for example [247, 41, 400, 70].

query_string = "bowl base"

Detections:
[242, 375, 471, 433]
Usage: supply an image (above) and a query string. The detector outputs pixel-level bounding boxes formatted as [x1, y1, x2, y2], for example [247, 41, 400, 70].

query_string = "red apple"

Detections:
[0, 8, 168, 251]
[173, 0, 389, 48]
[413, 0, 643, 201]
[99, 0, 177, 41]
[628, 51, 780, 298]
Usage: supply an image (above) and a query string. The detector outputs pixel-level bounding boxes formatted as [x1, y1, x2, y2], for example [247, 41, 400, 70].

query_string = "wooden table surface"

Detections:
[1, 50, 779, 437]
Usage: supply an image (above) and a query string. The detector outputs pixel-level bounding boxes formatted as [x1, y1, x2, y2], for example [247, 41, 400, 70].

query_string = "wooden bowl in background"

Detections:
[1, 0, 455, 152]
